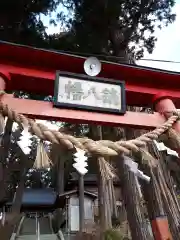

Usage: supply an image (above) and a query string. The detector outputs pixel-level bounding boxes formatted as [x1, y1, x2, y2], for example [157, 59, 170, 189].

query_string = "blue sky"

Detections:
[42, 1, 180, 72]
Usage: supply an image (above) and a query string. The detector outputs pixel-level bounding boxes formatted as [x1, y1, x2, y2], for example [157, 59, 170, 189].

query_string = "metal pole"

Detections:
[38, 219, 40, 240]
[36, 213, 38, 239]
[79, 173, 85, 236]
[36, 212, 40, 240]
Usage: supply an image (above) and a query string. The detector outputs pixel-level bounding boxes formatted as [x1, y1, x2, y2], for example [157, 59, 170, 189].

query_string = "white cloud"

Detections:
[137, 3, 180, 71]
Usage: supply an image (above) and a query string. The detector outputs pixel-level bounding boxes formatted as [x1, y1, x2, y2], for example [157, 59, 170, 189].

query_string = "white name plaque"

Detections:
[54, 72, 126, 114]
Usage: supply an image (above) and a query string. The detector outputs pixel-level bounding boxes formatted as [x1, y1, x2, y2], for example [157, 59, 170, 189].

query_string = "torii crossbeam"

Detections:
[0, 40, 179, 131]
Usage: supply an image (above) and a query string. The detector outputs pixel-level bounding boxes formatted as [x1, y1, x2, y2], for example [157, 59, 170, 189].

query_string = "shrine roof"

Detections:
[11, 188, 57, 207]
[6, 188, 59, 211]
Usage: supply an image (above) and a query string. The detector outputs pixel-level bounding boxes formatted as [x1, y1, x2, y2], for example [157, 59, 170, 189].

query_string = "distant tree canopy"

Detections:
[0, 0, 176, 59]
[52, 0, 176, 60]
[0, 0, 59, 47]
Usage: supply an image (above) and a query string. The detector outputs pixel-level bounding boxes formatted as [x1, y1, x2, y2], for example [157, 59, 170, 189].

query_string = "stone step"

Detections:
[16, 234, 58, 240]
[39, 234, 58, 240]
[16, 235, 36, 240]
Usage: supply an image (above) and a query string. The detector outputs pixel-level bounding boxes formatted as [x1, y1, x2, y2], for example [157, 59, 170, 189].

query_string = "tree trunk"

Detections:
[0, 119, 13, 202]
[0, 176, 25, 240]
[0, 154, 27, 240]
[51, 145, 67, 232]
[97, 171, 106, 238]
[97, 126, 110, 239]
[57, 155, 65, 194]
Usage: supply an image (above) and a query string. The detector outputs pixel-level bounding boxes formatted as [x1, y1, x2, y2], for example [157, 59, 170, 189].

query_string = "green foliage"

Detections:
[0, 0, 176, 59]
[56, 0, 176, 59]
[0, 0, 62, 47]
[104, 229, 124, 240]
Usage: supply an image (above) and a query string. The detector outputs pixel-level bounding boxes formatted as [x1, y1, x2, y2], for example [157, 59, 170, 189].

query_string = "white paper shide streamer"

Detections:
[73, 147, 88, 175]
[153, 140, 179, 157]
[124, 157, 150, 182]
[17, 128, 32, 155]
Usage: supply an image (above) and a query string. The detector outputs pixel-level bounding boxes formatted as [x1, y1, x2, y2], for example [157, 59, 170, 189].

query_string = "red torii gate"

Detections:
[0, 40, 179, 240]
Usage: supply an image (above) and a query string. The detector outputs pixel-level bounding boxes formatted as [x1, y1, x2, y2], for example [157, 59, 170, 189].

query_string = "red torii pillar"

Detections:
[154, 92, 180, 155]
[154, 93, 180, 130]
[0, 72, 8, 91]
[152, 93, 179, 240]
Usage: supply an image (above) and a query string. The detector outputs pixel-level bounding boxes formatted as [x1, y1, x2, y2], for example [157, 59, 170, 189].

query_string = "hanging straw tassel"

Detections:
[165, 128, 180, 149]
[33, 141, 52, 169]
[0, 114, 4, 145]
[98, 157, 117, 181]
[140, 149, 157, 168]
[158, 127, 180, 150]
[0, 114, 4, 134]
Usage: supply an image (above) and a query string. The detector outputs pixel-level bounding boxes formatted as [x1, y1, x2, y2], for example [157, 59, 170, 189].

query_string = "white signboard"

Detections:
[54, 72, 126, 114]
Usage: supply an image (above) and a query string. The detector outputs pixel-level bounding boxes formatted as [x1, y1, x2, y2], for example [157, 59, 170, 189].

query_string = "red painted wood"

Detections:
[154, 95, 180, 133]
[152, 217, 172, 240]
[0, 76, 6, 91]
[0, 63, 180, 107]
[154, 94, 180, 154]
[0, 41, 180, 107]
[1, 94, 166, 129]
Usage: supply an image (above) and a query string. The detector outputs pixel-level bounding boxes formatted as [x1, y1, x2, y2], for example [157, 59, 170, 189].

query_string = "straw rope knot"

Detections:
[0, 91, 5, 96]
[163, 110, 180, 120]
[0, 94, 179, 157]
[171, 111, 180, 120]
